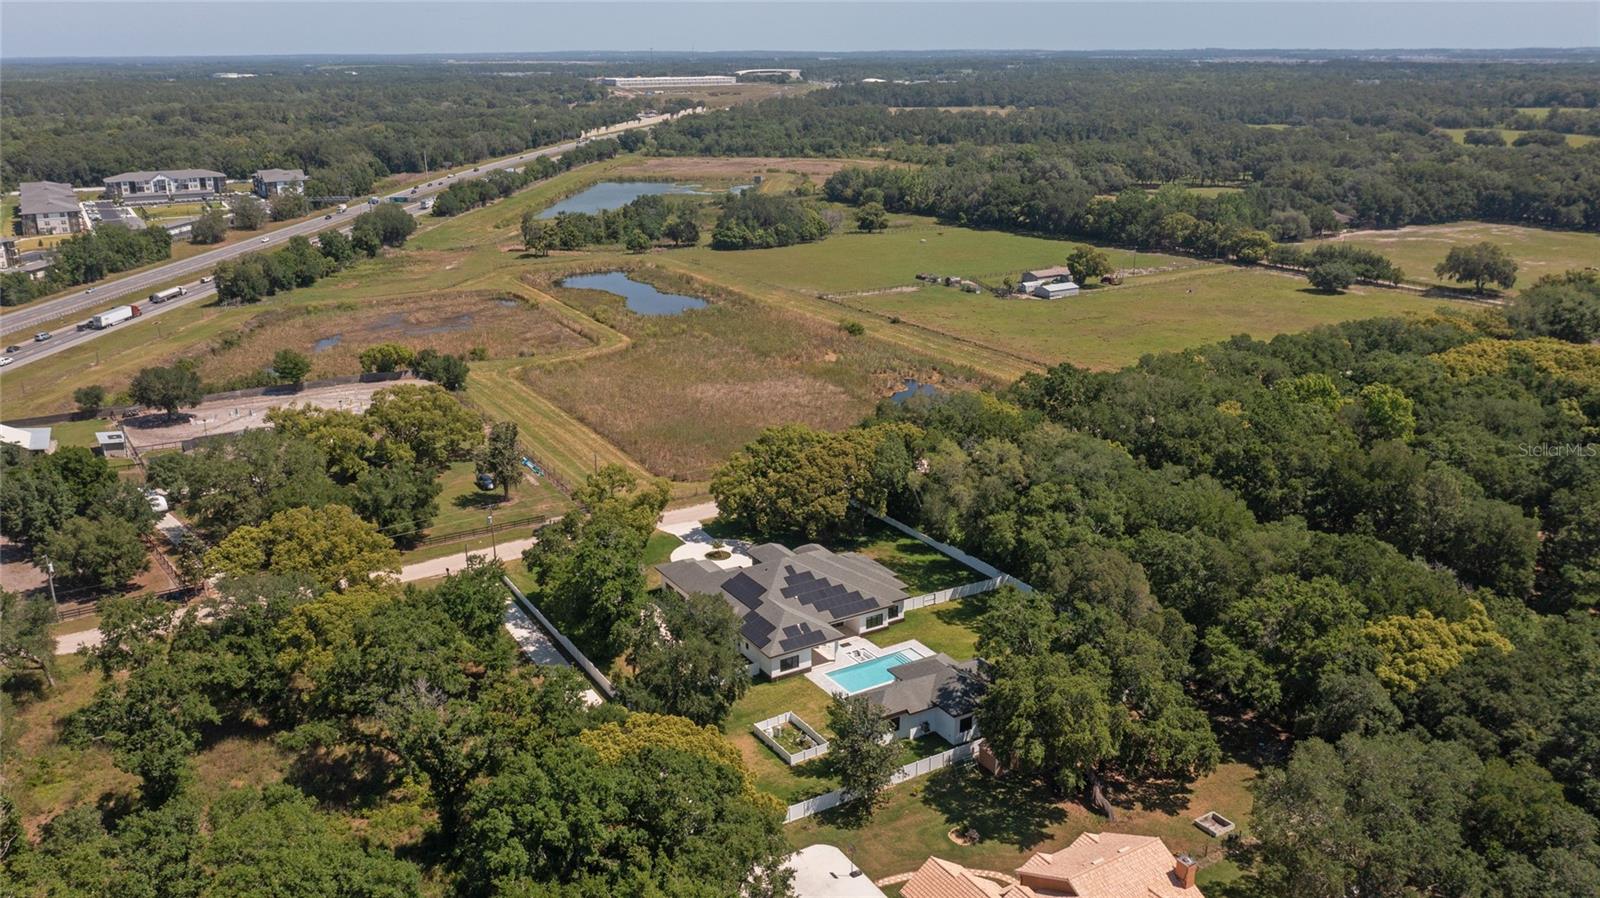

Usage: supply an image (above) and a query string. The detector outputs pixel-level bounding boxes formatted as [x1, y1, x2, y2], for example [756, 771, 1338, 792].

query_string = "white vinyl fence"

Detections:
[502, 576, 617, 701]
[753, 712, 831, 766]
[863, 509, 1033, 593]
[902, 577, 1008, 612]
[784, 739, 984, 824]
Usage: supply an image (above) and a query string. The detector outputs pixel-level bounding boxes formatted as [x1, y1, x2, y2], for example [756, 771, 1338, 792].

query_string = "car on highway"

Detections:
[259, 236, 269, 242]
[4, 345, 19, 354]
[33, 332, 51, 342]
[200, 275, 213, 284]
[0, 358, 12, 368]
[325, 213, 333, 219]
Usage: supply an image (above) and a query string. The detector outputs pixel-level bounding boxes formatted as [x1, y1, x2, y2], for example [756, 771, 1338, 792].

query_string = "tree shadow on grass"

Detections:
[285, 742, 402, 813]
[451, 490, 507, 512]
[920, 766, 1067, 852]
[1105, 772, 1194, 818]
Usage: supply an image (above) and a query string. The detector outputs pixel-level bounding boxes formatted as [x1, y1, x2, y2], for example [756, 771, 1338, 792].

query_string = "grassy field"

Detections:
[1315, 221, 1600, 295]
[704, 514, 981, 596]
[844, 266, 1462, 370]
[424, 460, 568, 539]
[1438, 127, 1596, 147]
[787, 761, 1256, 882]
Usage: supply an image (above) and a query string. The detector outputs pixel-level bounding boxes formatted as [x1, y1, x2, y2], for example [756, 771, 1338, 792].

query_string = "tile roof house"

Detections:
[1015, 832, 1203, 897]
[253, 168, 308, 198]
[103, 169, 227, 201]
[656, 543, 911, 679]
[17, 181, 87, 236]
[902, 857, 1036, 898]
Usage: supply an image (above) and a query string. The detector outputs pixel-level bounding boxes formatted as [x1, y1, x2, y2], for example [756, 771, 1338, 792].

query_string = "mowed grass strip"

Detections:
[849, 267, 1470, 371]
[1313, 221, 1600, 295]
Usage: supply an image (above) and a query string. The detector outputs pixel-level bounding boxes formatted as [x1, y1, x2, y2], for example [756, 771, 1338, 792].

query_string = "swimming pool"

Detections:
[827, 650, 917, 694]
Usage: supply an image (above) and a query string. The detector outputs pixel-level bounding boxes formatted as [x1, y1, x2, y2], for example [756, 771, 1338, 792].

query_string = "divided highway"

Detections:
[0, 111, 686, 369]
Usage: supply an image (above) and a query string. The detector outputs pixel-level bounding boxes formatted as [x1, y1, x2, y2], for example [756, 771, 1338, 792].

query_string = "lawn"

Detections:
[47, 417, 115, 448]
[892, 600, 984, 662]
[1312, 221, 1600, 295]
[674, 213, 1194, 297]
[425, 460, 569, 541]
[703, 514, 982, 596]
[847, 266, 1464, 370]
[787, 761, 1257, 882]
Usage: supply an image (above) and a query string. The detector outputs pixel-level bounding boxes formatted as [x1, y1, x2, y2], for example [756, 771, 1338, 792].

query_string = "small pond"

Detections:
[537, 180, 751, 218]
[312, 334, 343, 353]
[558, 271, 708, 316]
[891, 379, 941, 402]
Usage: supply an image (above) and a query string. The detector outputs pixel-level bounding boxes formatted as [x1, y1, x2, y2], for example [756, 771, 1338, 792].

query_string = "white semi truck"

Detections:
[87, 304, 141, 329]
[149, 286, 187, 304]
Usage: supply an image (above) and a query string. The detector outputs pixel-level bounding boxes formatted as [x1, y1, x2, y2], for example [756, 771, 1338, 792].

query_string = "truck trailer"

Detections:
[87, 305, 140, 329]
[149, 286, 187, 304]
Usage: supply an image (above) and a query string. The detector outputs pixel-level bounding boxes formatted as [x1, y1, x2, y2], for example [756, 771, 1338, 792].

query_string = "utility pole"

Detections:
[487, 513, 497, 560]
[44, 558, 58, 607]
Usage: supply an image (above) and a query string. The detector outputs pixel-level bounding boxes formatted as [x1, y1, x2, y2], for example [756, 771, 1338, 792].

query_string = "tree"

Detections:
[358, 342, 415, 373]
[1362, 602, 1510, 693]
[1507, 270, 1600, 343]
[0, 590, 56, 689]
[411, 348, 470, 391]
[1435, 242, 1518, 293]
[72, 384, 107, 416]
[267, 191, 309, 221]
[827, 693, 899, 813]
[363, 384, 482, 470]
[1307, 261, 1358, 293]
[1065, 244, 1112, 282]
[206, 504, 399, 589]
[624, 229, 651, 253]
[227, 194, 267, 231]
[351, 203, 416, 254]
[128, 363, 203, 419]
[855, 201, 889, 233]
[190, 208, 228, 244]
[664, 216, 700, 246]
[43, 516, 150, 589]
[349, 458, 442, 547]
[1353, 382, 1416, 443]
[475, 421, 521, 499]
[271, 348, 312, 385]
[621, 591, 751, 726]
[317, 229, 355, 268]
[519, 211, 550, 255]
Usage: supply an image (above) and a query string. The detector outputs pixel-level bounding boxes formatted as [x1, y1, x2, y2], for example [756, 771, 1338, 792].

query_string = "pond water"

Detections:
[537, 180, 751, 218]
[891, 379, 941, 402]
[312, 334, 342, 353]
[558, 271, 708, 316]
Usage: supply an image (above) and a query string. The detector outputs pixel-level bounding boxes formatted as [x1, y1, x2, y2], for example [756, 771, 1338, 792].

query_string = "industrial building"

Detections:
[600, 75, 738, 89]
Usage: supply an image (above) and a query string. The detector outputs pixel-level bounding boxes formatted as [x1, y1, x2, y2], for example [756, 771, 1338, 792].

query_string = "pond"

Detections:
[312, 334, 343, 353]
[891, 379, 941, 402]
[558, 271, 708, 316]
[537, 180, 749, 218]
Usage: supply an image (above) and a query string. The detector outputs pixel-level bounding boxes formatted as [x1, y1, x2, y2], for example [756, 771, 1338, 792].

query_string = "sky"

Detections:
[2, 1, 1596, 59]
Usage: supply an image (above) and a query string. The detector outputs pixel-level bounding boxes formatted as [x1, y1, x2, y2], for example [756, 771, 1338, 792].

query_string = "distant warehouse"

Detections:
[600, 75, 738, 89]
[103, 169, 227, 202]
[17, 181, 87, 236]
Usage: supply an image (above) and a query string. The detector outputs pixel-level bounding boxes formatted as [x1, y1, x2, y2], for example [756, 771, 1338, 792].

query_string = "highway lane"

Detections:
[0, 111, 685, 342]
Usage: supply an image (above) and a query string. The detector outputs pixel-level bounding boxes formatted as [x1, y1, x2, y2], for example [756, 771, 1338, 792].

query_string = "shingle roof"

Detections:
[1016, 833, 1200, 898]
[902, 857, 1029, 898]
[858, 654, 986, 719]
[18, 181, 82, 216]
[255, 168, 307, 182]
[1021, 265, 1073, 281]
[104, 169, 226, 183]
[656, 543, 909, 657]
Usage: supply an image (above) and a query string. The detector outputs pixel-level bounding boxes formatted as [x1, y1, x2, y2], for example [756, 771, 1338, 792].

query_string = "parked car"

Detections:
[33, 332, 51, 342]
[474, 473, 496, 491]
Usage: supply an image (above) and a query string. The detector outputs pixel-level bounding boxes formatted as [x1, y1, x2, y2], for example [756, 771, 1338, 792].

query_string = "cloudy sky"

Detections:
[3, 1, 1596, 58]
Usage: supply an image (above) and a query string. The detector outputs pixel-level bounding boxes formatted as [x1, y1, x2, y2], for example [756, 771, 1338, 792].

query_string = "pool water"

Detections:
[828, 650, 916, 694]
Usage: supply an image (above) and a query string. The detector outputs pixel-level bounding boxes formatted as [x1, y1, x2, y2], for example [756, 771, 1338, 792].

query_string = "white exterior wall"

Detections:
[888, 708, 977, 744]
[742, 638, 817, 679]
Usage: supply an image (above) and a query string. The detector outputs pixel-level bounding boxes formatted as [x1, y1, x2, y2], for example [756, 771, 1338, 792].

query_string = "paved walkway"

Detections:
[503, 600, 601, 706]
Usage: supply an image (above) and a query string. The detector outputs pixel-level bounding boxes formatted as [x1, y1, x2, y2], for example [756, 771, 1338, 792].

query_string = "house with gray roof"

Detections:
[18, 181, 87, 236]
[103, 169, 227, 202]
[656, 543, 911, 679]
[859, 653, 986, 744]
[253, 168, 307, 198]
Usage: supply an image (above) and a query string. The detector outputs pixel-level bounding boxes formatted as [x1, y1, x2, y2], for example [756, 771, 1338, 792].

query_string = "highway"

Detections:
[0, 111, 686, 362]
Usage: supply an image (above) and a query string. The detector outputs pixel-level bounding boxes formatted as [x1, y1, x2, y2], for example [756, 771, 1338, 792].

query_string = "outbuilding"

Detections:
[1032, 280, 1081, 299]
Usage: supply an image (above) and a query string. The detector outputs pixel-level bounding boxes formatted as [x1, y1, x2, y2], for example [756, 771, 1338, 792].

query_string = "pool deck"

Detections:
[805, 637, 934, 696]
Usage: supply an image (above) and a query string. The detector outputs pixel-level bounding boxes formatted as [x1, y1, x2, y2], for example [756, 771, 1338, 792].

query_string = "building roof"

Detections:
[1033, 281, 1080, 295]
[18, 181, 83, 216]
[255, 168, 307, 182]
[656, 543, 909, 657]
[1016, 833, 1201, 898]
[0, 424, 54, 452]
[859, 653, 986, 719]
[786, 844, 889, 898]
[903, 857, 1037, 898]
[104, 169, 226, 183]
[1021, 266, 1074, 281]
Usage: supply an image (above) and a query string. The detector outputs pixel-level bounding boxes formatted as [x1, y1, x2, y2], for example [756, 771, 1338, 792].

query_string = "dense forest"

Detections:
[711, 272, 1600, 897]
[0, 63, 640, 193]
[649, 60, 1600, 231]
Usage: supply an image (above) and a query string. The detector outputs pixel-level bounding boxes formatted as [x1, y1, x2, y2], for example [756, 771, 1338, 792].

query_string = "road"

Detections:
[0, 110, 690, 360]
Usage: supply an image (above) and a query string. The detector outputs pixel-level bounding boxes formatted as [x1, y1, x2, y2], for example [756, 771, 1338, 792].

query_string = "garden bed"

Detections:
[753, 711, 830, 766]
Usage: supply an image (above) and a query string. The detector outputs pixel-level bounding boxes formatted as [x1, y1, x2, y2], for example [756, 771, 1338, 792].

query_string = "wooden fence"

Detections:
[784, 739, 985, 824]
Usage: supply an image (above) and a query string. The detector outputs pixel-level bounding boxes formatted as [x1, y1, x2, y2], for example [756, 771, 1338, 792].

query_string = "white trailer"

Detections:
[149, 286, 187, 304]
[87, 305, 137, 329]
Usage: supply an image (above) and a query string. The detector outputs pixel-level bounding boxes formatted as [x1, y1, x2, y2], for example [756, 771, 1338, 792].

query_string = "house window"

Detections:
[779, 655, 800, 672]
[888, 603, 903, 620]
[959, 715, 974, 734]
[889, 716, 902, 732]
[865, 613, 885, 630]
